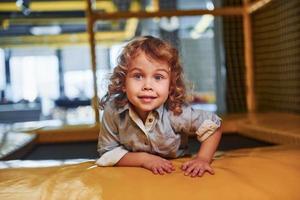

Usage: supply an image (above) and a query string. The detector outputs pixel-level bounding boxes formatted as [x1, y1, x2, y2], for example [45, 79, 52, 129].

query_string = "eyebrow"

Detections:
[156, 68, 170, 74]
[128, 67, 142, 73]
[128, 67, 170, 74]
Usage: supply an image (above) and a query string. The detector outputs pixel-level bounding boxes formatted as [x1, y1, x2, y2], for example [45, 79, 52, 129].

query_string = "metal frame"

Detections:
[86, 0, 272, 123]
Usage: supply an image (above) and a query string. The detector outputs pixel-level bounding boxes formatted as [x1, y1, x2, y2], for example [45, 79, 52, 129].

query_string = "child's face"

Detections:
[124, 52, 170, 120]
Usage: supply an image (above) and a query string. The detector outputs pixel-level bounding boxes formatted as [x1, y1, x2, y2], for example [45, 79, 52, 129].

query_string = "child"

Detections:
[96, 36, 222, 177]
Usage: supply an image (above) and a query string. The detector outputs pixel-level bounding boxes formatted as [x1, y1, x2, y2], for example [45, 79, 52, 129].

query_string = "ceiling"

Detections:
[0, 0, 212, 48]
[0, 0, 138, 47]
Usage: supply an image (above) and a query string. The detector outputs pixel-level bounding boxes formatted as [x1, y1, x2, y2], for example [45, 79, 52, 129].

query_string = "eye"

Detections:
[154, 74, 164, 81]
[132, 73, 143, 80]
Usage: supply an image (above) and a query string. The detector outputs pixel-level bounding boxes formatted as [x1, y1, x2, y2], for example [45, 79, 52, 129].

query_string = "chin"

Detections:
[139, 105, 158, 112]
[140, 107, 155, 112]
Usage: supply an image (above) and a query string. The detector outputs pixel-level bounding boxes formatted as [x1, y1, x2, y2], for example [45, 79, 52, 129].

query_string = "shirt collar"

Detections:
[116, 102, 165, 119]
[155, 104, 164, 119]
[116, 103, 130, 114]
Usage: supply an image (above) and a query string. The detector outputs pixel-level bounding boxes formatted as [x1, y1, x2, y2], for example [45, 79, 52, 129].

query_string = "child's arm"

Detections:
[97, 104, 175, 174]
[116, 152, 175, 175]
[181, 127, 222, 177]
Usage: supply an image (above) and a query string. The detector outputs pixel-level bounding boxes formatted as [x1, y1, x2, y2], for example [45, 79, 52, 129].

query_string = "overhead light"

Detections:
[190, 15, 214, 39]
[159, 16, 180, 32]
[16, 0, 31, 16]
[30, 26, 62, 36]
[206, 2, 215, 10]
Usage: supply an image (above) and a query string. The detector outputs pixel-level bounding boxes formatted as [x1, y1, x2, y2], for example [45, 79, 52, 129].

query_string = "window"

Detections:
[0, 49, 5, 91]
[10, 55, 59, 102]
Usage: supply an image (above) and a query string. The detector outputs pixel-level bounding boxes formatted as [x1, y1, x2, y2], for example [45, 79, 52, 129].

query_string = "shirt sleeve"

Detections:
[96, 103, 128, 166]
[169, 105, 222, 142]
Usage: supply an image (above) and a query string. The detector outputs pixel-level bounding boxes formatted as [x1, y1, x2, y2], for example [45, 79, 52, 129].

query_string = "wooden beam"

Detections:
[247, 0, 273, 14]
[243, 0, 256, 112]
[91, 7, 244, 21]
[86, 0, 100, 124]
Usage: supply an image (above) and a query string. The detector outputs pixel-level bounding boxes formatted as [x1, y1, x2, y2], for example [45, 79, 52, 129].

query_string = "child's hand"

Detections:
[181, 157, 214, 177]
[142, 153, 175, 175]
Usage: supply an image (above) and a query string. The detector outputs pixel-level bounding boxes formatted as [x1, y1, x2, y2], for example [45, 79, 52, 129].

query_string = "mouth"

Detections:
[138, 95, 157, 102]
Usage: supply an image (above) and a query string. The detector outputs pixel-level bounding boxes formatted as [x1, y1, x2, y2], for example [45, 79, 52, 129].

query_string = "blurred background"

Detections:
[0, 0, 226, 125]
[0, 0, 299, 161]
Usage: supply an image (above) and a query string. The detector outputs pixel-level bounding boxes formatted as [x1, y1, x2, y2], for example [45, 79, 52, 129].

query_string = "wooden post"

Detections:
[243, 0, 256, 112]
[86, 0, 100, 124]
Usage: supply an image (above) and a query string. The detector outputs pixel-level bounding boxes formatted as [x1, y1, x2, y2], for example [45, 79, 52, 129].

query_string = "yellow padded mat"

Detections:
[0, 145, 300, 200]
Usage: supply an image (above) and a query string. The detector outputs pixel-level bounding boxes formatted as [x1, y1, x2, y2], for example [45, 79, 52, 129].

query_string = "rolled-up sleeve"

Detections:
[170, 105, 221, 142]
[96, 105, 128, 166]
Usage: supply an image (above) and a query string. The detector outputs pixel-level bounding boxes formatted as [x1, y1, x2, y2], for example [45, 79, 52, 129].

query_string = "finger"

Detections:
[166, 163, 175, 173]
[166, 163, 175, 171]
[191, 167, 200, 177]
[166, 161, 176, 171]
[181, 165, 186, 170]
[205, 165, 215, 175]
[197, 168, 205, 177]
[157, 167, 165, 175]
[152, 167, 159, 175]
[171, 164, 176, 171]
[181, 161, 191, 170]
[162, 164, 172, 173]
[165, 162, 175, 171]
[184, 165, 194, 176]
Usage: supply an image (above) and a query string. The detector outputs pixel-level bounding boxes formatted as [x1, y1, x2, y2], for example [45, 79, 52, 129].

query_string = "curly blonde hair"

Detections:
[100, 35, 186, 115]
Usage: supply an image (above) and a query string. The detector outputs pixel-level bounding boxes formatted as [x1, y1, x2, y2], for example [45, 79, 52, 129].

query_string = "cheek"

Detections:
[124, 77, 132, 91]
[159, 81, 170, 95]
[124, 79, 139, 94]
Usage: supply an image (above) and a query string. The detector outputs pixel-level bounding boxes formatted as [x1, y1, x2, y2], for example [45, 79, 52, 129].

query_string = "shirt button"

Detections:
[148, 118, 153, 123]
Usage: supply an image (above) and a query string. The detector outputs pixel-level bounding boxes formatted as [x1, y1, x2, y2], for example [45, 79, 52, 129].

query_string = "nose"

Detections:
[142, 78, 153, 91]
